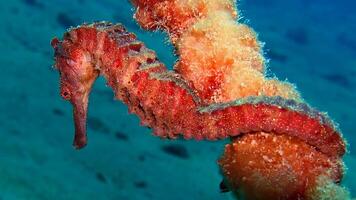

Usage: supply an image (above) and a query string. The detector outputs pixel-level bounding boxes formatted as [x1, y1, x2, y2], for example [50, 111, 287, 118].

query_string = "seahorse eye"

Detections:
[61, 87, 71, 100]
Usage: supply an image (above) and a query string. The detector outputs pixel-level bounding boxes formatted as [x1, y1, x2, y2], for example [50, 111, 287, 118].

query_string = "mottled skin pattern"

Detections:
[51, 0, 348, 199]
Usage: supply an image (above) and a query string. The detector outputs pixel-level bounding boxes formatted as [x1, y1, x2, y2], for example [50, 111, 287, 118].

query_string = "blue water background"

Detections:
[0, 0, 355, 199]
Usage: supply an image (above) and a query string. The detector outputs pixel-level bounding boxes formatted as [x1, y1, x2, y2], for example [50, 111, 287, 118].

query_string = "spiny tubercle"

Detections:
[52, 22, 344, 158]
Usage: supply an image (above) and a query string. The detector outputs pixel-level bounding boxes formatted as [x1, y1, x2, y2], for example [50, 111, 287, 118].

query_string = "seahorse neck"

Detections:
[88, 23, 167, 101]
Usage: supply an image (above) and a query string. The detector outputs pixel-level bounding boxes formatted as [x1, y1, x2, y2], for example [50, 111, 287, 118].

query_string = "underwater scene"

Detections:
[0, 0, 355, 199]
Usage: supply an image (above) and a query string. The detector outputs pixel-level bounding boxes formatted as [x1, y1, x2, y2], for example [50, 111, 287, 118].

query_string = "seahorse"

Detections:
[51, 0, 349, 199]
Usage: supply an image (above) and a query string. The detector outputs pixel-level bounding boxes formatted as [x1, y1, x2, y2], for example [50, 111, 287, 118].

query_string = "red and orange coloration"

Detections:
[51, 0, 349, 199]
[219, 133, 345, 199]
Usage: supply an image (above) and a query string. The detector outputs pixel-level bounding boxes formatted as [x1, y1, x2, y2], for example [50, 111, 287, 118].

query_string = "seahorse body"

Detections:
[52, 23, 344, 158]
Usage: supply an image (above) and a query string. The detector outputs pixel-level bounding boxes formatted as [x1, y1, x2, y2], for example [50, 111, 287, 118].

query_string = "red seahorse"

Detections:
[51, 0, 349, 199]
[52, 22, 347, 199]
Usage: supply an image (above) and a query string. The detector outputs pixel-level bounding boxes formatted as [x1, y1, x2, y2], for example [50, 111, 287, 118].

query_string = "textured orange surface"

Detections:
[131, 0, 300, 104]
[132, 0, 237, 43]
[219, 133, 343, 200]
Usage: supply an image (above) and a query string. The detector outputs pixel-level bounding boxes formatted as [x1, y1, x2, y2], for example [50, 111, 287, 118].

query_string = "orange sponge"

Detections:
[219, 132, 346, 200]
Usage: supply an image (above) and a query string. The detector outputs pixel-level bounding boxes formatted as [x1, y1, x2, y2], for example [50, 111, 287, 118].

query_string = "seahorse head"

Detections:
[51, 37, 98, 149]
